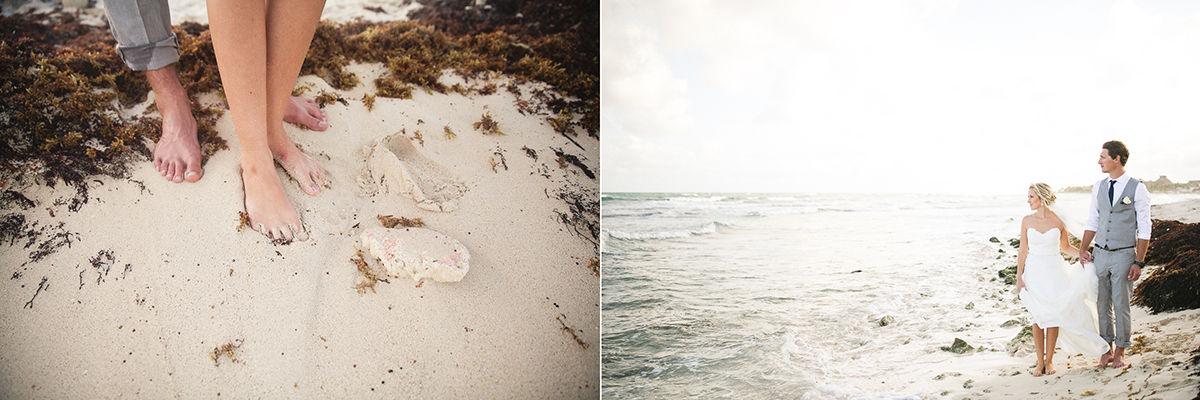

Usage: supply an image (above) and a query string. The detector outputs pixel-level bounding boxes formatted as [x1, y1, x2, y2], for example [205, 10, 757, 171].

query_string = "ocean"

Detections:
[600, 192, 1193, 399]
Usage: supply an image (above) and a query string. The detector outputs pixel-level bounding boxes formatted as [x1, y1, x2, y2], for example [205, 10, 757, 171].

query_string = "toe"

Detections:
[300, 113, 328, 131]
[184, 160, 203, 182]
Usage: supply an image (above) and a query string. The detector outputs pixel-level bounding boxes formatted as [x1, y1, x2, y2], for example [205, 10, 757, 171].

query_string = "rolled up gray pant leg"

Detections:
[101, 0, 179, 71]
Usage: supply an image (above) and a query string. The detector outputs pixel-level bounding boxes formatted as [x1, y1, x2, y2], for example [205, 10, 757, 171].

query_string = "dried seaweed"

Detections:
[314, 90, 348, 108]
[23, 276, 48, 309]
[351, 248, 389, 295]
[377, 214, 425, 228]
[552, 148, 594, 180]
[556, 314, 589, 350]
[552, 182, 598, 248]
[1133, 220, 1200, 314]
[586, 257, 599, 277]
[210, 339, 243, 366]
[361, 93, 376, 111]
[443, 125, 457, 140]
[236, 211, 251, 233]
[473, 111, 505, 136]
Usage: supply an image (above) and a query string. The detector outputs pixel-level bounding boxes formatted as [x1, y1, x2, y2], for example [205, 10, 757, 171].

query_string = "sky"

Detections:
[601, 0, 1200, 194]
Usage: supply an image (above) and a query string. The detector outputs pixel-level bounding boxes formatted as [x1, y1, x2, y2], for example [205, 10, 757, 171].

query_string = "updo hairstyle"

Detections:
[1030, 183, 1056, 206]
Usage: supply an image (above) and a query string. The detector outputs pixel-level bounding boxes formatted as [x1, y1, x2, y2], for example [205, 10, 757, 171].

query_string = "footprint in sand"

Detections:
[363, 132, 467, 212]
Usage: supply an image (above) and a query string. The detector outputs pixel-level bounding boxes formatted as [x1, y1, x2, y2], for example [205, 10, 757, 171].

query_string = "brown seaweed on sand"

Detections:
[1132, 219, 1200, 314]
[351, 248, 389, 295]
[473, 111, 505, 136]
[377, 214, 425, 228]
[556, 314, 589, 350]
[210, 339, 243, 366]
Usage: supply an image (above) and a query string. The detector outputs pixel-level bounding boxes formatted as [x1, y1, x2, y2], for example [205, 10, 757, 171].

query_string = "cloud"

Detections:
[601, 1, 693, 137]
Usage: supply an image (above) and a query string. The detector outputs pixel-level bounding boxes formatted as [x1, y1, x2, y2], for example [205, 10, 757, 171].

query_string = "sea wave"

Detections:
[603, 221, 727, 240]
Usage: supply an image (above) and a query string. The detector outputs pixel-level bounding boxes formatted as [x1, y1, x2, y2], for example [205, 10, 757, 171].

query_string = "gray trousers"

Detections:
[101, 0, 179, 71]
[1094, 247, 1135, 348]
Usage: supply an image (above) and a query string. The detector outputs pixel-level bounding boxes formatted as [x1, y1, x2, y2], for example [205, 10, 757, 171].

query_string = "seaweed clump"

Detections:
[377, 214, 425, 228]
[473, 111, 505, 136]
[351, 248, 388, 295]
[0, 13, 227, 190]
[298, 1, 599, 137]
[1133, 219, 1200, 314]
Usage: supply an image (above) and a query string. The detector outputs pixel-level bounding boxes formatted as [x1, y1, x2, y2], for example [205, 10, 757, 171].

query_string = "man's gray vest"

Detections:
[1095, 179, 1141, 250]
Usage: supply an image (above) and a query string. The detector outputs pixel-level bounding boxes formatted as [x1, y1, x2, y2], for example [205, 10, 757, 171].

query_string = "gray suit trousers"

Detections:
[101, 0, 179, 71]
[1094, 247, 1135, 348]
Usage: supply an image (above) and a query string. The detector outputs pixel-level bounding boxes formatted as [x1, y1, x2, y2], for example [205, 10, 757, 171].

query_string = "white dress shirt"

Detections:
[1084, 172, 1152, 240]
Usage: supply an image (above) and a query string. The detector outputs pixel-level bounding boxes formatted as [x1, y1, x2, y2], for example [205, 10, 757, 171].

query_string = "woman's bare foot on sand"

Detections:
[270, 135, 326, 195]
[284, 96, 328, 131]
[241, 158, 303, 243]
[1044, 363, 1056, 375]
[1031, 363, 1044, 377]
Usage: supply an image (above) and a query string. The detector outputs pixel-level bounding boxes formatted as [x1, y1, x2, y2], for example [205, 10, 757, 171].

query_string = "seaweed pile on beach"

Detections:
[302, 14, 598, 136]
[0, 13, 227, 190]
[1, 1, 597, 191]
[1133, 219, 1200, 314]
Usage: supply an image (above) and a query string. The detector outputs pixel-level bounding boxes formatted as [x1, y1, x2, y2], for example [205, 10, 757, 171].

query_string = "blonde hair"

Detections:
[1030, 183, 1056, 206]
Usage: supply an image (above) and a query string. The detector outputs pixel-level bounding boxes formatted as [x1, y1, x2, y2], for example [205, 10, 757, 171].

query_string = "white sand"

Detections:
[0, 63, 599, 398]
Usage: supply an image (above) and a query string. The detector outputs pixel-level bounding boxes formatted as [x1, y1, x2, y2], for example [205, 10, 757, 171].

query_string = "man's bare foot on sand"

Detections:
[241, 156, 303, 243]
[284, 96, 329, 131]
[1095, 352, 1112, 369]
[269, 132, 327, 195]
[1110, 355, 1127, 369]
[146, 65, 203, 183]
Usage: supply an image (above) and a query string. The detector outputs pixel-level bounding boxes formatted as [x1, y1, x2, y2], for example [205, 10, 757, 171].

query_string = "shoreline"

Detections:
[912, 198, 1200, 399]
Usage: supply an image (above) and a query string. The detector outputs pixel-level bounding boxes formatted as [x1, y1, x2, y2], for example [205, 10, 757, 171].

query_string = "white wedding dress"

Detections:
[1018, 227, 1110, 357]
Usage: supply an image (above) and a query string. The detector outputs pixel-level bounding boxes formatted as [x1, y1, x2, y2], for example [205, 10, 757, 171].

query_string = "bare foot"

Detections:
[1044, 364, 1056, 375]
[1032, 363, 1044, 377]
[146, 66, 203, 183]
[241, 160, 303, 243]
[1110, 356, 1126, 369]
[270, 137, 326, 195]
[1095, 352, 1112, 369]
[284, 96, 328, 131]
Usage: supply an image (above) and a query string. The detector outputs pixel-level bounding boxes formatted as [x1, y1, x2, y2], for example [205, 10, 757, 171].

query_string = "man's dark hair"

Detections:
[1103, 140, 1129, 166]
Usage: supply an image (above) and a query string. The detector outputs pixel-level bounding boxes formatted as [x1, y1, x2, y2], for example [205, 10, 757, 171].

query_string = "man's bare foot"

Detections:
[269, 135, 326, 195]
[284, 96, 328, 131]
[146, 65, 203, 183]
[1095, 352, 1112, 369]
[241, 160, 303, 243]
[1110, 356, 1126, 369]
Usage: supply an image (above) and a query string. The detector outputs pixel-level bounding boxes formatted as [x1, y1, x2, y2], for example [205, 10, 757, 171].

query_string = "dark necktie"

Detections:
[1109, 180, 1117, 205]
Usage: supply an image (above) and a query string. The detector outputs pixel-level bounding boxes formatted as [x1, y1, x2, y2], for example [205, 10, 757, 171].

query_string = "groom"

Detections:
[1079, 140, 1151, 369]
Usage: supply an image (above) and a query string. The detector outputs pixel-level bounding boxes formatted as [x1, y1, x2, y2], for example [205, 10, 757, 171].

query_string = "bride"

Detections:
[1016, 183, 1109, 376]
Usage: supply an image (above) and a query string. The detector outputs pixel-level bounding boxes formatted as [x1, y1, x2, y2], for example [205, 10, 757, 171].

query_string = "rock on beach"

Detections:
[360, 227, 470, 283]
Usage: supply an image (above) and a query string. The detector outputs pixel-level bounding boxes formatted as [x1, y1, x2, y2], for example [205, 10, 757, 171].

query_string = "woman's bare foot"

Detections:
[241, 159, 303, 243]
[284, 96, 328, 131]
[1044, 363, 1056, 375]
[269, 135, 326, 195]
[1031, 363, 1044, 377]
